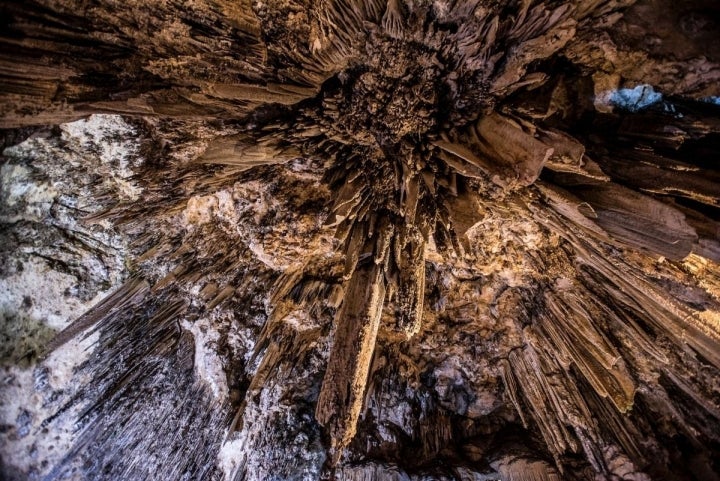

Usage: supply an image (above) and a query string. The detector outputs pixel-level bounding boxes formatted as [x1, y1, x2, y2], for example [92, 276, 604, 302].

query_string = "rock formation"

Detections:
[1, 0, 719, 480]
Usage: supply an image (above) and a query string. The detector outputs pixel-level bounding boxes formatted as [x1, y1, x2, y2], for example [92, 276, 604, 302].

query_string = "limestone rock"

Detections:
[1, 1, 720, 480]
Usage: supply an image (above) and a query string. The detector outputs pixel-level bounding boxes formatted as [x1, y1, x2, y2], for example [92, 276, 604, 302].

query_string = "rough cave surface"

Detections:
[1, 0, 720, 480]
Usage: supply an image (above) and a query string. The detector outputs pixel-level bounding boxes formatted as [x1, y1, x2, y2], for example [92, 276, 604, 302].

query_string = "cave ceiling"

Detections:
[1, 0, 720, 480]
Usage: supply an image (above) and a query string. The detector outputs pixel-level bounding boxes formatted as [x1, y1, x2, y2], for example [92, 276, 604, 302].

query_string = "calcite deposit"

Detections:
[1, 0, 719, 480]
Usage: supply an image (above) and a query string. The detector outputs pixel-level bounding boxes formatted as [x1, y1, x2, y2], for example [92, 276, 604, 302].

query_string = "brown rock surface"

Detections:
[1, 1, 719, 480]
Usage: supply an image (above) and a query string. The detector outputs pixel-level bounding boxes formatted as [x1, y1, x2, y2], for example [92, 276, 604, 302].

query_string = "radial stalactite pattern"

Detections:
[1, 0, 720, 480]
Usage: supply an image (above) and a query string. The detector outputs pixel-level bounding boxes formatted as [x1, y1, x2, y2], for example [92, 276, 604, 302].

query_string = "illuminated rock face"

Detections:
[1, 1, 720, 480]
